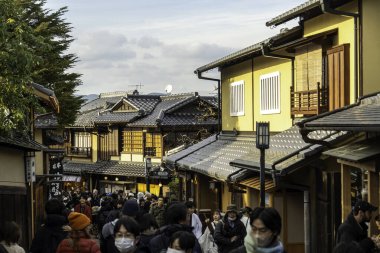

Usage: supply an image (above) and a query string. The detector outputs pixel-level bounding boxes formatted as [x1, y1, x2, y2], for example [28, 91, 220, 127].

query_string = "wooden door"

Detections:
[327, 44, 350, 111]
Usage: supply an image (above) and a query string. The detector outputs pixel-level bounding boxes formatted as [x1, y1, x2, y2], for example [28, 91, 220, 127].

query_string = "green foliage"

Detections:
[0, 0, 83, 135]
[168, 176, 180, 199]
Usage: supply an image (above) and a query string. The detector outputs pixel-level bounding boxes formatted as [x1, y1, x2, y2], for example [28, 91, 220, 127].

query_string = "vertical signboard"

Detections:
[48, 154, 64, 199]
[26, 157, 36, 182]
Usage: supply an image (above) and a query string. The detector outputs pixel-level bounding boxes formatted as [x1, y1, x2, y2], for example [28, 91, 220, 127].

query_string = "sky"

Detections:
[44, 0, 305, 96]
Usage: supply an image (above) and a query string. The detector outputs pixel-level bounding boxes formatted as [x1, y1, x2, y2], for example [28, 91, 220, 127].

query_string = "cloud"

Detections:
[137, 36, 163, 48]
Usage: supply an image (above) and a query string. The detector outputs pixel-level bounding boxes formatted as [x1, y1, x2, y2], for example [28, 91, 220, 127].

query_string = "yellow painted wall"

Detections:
[304, 1, 357, 103]
[221, 182, 232, 212]
[362, 0, 380, 95]
[91, 132, 98, 162]
[253, 56, 293, 132]
[34, 129, 44, 175]
[221, 60, 254, 131]
[0, 147, 26, 187]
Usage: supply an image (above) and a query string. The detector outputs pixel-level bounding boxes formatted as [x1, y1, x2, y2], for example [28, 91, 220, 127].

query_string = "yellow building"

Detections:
[165, 1, 380, 253]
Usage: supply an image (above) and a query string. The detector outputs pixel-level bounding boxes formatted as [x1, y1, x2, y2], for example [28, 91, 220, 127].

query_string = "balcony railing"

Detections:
[291, 82, 328, 116]
[67, 146, 92, 158]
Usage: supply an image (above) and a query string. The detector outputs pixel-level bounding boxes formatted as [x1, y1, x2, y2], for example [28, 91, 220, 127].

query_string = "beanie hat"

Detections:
[68, 212, 91, 230]
[122, 199, 139, 217]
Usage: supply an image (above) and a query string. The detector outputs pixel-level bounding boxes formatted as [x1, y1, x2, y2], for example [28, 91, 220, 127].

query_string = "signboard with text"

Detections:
[48, 154, 64, 199]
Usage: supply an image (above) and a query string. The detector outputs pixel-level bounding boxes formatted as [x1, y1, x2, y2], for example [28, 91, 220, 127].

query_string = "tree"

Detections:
[0, 0, 43, 135]
[23, 0, 84, 127]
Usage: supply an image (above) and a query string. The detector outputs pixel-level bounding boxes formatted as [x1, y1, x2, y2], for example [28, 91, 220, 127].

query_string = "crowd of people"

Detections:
[1, 189, 380, 253]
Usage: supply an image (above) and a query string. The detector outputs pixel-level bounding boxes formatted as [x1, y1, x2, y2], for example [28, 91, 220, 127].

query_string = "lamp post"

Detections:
[145, 157, 151, 192]
[256, 122, 270, 207]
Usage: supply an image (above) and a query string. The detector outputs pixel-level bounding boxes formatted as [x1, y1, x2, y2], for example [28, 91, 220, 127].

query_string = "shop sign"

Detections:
[48, 154, 64, 199]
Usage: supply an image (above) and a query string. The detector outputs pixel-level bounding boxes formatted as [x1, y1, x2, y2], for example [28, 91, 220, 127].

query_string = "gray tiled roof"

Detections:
[300, 93, 380, 132]
[63, 161, 106, 175]
[72, 109, 101, 128]
[166, 134, 256, 181]
[125, 96, 160, 113]
[230, 126, 347, 175]
[35, 113, 59, 129]
[201, 97, 218, 108]
[94, 112, 141, 124]
[0, 135, 47, 151]
[266, 0, 320, 27]
[89, 161, 160, 177]
[195, 26, 302, 73]
[129, 94, 198, 127]
[160, 114, 218, 126]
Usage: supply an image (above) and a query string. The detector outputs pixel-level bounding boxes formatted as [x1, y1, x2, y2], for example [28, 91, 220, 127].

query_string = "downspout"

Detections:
[260, 43, 295, 94]
[195, 71, 221, 133]
[320, 0, 361, 99]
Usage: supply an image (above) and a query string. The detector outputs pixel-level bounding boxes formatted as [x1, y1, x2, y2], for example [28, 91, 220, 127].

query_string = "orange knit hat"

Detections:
[68, 212, 91, 230]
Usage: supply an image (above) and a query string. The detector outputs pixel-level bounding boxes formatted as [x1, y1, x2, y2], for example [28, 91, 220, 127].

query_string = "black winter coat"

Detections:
[214, 216, 247, 253]
[336, 213, 375, 253]
[29, 214, 68, 253]
[149, 224, 202, 253]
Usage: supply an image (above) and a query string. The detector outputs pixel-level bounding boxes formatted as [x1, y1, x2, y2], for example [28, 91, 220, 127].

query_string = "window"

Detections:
[230, 80, 244, 116]
[123, 130, 143, 153]
[260, 72, 280, 114]
[145, 133, 162, 157]
[74, 132, 91, 148]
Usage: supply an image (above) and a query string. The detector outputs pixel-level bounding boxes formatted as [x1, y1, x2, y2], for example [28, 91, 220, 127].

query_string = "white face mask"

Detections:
[167, 248, 186, 253]
[115, 237, 134, 252]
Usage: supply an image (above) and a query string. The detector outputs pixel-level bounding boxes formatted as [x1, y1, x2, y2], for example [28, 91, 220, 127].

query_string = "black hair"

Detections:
[136, 213, 159, 231]
[169, 231, 196, 251]
[0, 221, 21, 246]
[333, 242, 365, 253]
[185, 201, 195, 209]
[250, 207, 282, 236]
[375, 215, 380, 222]
[114, 216, 140, 237]
[45, 198, 65, 215]
[166, 203, 187, 224]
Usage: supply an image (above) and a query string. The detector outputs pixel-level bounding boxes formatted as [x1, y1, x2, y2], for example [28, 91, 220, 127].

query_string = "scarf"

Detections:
[243, 233, 284, 253]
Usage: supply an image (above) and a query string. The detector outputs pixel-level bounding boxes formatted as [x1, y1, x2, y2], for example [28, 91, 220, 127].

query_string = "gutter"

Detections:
[195, 71, 221, 133]
[320, 0, 361, 99]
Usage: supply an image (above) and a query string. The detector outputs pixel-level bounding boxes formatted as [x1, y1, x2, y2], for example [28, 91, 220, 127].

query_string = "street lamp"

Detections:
[256, 122, 270, 207]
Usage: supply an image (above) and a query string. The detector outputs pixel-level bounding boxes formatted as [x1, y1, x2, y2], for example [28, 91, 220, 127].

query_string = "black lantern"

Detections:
[256, 121, 270, 207]
[256, 122, 270, 149]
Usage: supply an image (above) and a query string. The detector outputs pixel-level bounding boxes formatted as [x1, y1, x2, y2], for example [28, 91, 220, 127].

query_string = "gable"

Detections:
[114, 100, 138, 112]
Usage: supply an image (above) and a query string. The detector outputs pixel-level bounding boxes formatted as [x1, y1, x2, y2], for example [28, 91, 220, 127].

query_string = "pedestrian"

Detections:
[0, 221, 25, 253]
[185, 201, 202, 240]
[149, 203, 202, 253]
[105, 216, 150, 253]
[56, 212, 100, 253]
[231, 207, 285, 253]
[135, 213, 159, 248]
[74, 194, 92, 220]
[214, 204, 247, 253]
[29, 199, 68, 253]
[166, 231, 196, 253]
[336, 200, 377, 253]
[240, 207, 252, 233]
[333, 242, 365, 253]
[199, 210, 221, 253]
[149, 197, 166, 228]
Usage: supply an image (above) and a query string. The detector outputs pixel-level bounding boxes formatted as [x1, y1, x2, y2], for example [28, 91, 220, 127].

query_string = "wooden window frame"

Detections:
[230, 80, 245, 116]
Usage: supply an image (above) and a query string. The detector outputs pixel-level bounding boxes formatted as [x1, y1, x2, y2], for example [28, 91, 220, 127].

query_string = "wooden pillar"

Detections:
[282, 190, 288, 251]
[268, 193, 274, 207]
[341, 164, 351, 221]
[368, 171, 379, 236]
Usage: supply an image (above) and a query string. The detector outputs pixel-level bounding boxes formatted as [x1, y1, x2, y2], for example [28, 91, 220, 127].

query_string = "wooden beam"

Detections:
[337, 159, 378, 172]
[341, 164, 351, 221]
[368, 171, 379, 236]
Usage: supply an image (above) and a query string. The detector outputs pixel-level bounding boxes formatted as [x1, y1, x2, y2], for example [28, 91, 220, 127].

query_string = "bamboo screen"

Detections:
[295, 43, 322, 91]
[145, 133, 162, 157]
[123, 130, 143, 153]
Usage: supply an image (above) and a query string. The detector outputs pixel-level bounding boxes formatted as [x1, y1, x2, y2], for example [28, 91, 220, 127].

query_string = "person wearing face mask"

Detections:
[167, 231, 196, 253]
[231, 207, 284, 253]
[214, 204, 247, 253]
[336, 200, 377, 253]
[106, 216, 149, 253]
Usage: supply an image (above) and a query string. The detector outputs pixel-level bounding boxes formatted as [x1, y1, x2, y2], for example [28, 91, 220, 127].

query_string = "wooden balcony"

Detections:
[67, 146, 92, 158]
[291, 83, 328, 116]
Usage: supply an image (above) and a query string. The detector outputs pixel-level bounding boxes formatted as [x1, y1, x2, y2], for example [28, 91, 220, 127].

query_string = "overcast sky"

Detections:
[45, 0, 305, 96]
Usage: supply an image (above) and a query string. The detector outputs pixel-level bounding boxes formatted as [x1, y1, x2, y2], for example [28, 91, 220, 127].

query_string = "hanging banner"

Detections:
[26, 157, 36, 182]
[48, 153, 64, 199]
